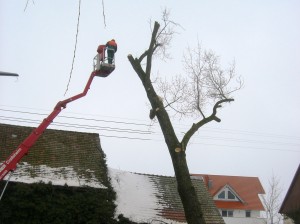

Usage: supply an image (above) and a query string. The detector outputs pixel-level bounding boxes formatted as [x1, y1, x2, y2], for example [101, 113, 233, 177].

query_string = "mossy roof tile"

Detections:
[144, 173, 225, 224]
[0, 123, 109, 188]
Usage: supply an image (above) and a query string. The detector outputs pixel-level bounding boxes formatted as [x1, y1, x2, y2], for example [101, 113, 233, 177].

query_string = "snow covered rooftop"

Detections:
[109, 168, 225, 224]
[0, 123, 109, 189]
[4, 162, 106, 188]
[1, 123, 224, 224]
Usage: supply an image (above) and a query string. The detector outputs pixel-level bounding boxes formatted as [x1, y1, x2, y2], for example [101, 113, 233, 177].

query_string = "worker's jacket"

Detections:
[97, 45, 106, 54]
[106, 40, 117, 52]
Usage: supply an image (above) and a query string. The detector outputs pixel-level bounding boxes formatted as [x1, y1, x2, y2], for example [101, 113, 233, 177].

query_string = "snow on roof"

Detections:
[4, 162, 107, 188]
[0, 123, 110, 189]
[109, 168, 225, 224]
[109, 168, 164, 223]
[1, 124, 224, 223]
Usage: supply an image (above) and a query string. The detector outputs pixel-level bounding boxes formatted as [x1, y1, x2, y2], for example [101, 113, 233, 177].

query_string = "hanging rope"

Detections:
[64, 0, 82, 96]
[0, 171, 13, 201]
[102, 0, 106, 28]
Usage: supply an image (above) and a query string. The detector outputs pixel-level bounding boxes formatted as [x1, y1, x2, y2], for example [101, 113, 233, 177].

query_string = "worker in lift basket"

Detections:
[106, 39, 117, 64]
[97, 44, 106, 62]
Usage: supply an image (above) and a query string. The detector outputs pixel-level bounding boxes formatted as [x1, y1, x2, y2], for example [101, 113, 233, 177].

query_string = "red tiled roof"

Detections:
[192, 174, 265, 211]
[161, 209, 186, 223]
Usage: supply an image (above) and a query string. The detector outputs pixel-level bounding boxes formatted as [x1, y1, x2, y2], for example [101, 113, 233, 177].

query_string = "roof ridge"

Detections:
[192, 173, 261, 179]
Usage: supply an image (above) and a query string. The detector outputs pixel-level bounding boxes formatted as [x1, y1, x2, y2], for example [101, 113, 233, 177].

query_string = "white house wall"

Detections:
[219, 209, 260, 218]
[223, 217, 266, 224]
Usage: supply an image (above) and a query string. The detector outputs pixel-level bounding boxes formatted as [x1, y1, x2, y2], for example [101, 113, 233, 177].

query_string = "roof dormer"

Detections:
[213, 184, 244, 203]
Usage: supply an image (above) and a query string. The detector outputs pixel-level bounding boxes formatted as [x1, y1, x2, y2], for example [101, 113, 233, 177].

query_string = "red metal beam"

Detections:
[0, 71, 97, 181]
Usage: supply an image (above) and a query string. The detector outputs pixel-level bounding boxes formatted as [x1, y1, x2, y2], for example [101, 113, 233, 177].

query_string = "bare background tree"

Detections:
[128, 10, 242, 224]
[263, 174, 283, 224]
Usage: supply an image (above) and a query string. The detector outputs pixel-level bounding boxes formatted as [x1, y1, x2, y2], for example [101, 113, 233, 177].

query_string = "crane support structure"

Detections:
[0, 71, 101, 181]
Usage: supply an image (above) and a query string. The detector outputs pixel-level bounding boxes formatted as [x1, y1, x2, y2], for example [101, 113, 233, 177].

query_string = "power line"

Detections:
[189, 142, 300, 153]
[198, 127, 300, 140]
[1, 108, 300, 145]
[0, 116, 152, 135]
[99, 134, 151, 141]
[1, 106, 300, 141]
[1, 118, 299, 153]
[1, 116, 299, 154]
[0, 118, 153, 142]
[0, 108, 150, 127]
[1, 107, 300, 153]
[194, 135, 300, 147]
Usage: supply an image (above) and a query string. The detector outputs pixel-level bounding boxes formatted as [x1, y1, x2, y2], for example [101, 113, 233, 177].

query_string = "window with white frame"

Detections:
[217, 187, 238, 201]
[218, 191, 226, 199]
[221, 210, 233, 217]
[227, 190, 236, 199]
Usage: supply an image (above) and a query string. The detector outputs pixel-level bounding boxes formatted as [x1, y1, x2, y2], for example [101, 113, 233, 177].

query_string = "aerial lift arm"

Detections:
[0, 63, 113, 181]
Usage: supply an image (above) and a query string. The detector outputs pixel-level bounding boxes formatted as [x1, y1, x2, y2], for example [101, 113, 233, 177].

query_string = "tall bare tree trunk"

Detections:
[170, 148, 206, 224]
[128, 17, 240, 223]
[128, 55, 206, 223]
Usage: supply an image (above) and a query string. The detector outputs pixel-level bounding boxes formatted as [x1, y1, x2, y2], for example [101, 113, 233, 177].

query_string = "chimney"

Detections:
[208, 179, 213, 190]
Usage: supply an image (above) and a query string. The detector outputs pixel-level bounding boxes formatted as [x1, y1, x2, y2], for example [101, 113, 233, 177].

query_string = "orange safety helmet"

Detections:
[108, 39, 117, 47]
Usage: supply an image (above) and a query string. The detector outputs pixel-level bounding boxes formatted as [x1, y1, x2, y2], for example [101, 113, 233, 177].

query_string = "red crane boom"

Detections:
[0, 55, 115, 181]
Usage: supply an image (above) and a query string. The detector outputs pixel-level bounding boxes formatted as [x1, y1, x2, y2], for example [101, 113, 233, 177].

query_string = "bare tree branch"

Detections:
[158, 42, 243, 120]
[157, 75, 192, 118]
[262, 174, 283, 224]
[145, 21, 160, 76]
[142, 9, 182, 64]
[181, 98, 234, 149]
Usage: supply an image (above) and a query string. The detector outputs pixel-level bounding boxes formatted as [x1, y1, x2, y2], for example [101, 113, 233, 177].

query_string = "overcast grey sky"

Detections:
[1, 0, 299, 200]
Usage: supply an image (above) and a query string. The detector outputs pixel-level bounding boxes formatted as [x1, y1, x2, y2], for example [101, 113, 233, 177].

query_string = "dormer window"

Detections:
[218, 191, 226, 199]
[215, 185, 240, 201]
[228, 190, 236, 200]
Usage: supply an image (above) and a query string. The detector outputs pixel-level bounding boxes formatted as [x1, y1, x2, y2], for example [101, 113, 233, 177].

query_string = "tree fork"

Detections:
[128, 53, 206, 224]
